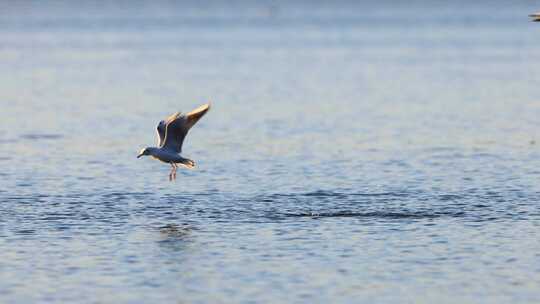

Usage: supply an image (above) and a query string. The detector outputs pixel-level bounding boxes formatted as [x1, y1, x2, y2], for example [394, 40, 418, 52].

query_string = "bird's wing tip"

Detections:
[201, 102, 211, 111]
[188, 103, 211, 116]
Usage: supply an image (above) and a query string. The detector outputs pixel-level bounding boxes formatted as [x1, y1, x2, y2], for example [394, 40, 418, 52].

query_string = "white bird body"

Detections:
[146, 147, 190, 165]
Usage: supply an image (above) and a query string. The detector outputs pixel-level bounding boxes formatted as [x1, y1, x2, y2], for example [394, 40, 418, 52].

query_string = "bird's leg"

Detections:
[172, 163, 178, 180]
[169, 163, 175, 181]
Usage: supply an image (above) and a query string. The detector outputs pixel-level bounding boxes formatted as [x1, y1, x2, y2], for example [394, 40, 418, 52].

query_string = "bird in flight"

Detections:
[530, 12, 540, 21]
[137, 103, 211, 181]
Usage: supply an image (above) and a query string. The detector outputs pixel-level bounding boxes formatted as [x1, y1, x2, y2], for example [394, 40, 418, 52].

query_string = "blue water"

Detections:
[1, 1, 540, 303]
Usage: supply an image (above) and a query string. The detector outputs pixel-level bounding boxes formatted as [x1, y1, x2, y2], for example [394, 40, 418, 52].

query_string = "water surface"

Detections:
[1, 1, 540, 303]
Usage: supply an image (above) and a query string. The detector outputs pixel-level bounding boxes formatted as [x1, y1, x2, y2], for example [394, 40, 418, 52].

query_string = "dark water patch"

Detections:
[470, 152, 504, 160]
[473, 204, 490, 208]
[261, 190, 413, 203]
[144, 205, 173, 211]
[15, 182, 32, 187]
[86, 160, 104, 165]
[303, 190, 347, 198]
[14, 229, 36, 235]
[248, 189, 540, 223]
[101, 191, 154, 201]
[101, 192, 130, 200]
[55, 225, 73, 231]
[2, 195, 48, 204]
[20, 133, 63, 140]
[424, 146, 459, 153]
[39, 212, 80, 221]
[302, 190, 412, 199]
[439, 194, 464, 201]
[284, 210, 464, 219]
[262, 193, 300, 201]
[349, 191, 410, 197]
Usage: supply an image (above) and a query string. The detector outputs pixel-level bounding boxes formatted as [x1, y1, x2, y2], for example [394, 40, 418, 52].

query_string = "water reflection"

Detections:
[156, 223, 195, 254]
[158, 223, 194, 240]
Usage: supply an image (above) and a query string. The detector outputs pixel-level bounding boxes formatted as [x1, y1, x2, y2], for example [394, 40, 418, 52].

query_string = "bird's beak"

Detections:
[137, 153, 143, 158]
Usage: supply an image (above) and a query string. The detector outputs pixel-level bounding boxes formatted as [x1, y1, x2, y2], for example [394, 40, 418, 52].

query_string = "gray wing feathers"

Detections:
[161, 103, 210, 153]
[156, 120, 166, 147]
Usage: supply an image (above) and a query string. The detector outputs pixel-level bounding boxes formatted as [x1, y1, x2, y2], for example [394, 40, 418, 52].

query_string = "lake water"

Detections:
[1, 1, 540, 303]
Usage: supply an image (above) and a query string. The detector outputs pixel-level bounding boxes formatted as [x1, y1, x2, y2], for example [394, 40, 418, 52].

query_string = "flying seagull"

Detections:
[530, 12, 540, 21]
[137, 103, 211, 181]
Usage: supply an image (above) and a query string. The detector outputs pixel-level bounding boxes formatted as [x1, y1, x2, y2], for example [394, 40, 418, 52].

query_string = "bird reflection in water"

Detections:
[159, 223, 194, 237]
[156, 223, 195, 256]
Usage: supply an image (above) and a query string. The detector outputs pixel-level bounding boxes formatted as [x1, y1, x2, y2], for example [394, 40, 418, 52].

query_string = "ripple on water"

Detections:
[3, 188, 539, 228]
[14, 229, 36, 235]
[284, 210, 465, 219]
[20, 133, 63, 140]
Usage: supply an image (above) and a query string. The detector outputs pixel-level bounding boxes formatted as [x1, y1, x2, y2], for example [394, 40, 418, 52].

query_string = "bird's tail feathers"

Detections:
[178, 158, 195, 169]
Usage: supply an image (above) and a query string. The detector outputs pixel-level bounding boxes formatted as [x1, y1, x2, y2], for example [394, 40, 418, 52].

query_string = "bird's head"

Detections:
[137, 147, 151, 158]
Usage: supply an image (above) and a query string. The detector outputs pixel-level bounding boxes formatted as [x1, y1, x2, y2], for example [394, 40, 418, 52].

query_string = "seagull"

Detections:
[137, 103, 211, 181]
[530, 12, 540, 21]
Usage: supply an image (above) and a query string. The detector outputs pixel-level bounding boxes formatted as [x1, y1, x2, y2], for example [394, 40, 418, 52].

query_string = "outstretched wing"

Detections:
[161, 103, 211, 153]
[531, 12, 540, 21]
[156, 120, 166, 147]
